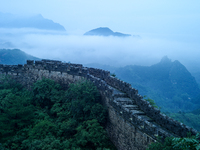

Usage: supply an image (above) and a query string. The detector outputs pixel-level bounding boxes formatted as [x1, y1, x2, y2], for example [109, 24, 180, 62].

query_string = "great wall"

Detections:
[0, 59, 198, 150]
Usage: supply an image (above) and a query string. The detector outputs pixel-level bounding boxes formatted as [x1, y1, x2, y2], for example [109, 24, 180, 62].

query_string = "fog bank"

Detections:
[0, 28, 200, 73]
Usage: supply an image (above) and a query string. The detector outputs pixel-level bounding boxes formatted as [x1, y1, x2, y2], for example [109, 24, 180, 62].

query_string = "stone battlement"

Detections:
[0, 59, 198, 150]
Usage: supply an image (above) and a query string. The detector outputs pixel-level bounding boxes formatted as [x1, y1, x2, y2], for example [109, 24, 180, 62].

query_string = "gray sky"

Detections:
[0, 0, 200, 73]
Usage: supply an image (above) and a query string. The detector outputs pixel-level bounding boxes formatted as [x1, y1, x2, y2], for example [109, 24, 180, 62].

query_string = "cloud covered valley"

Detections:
[0, 28, 200, 75]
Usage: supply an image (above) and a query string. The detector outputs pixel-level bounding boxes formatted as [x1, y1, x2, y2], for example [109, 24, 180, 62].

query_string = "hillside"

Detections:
[84, 27, 131, 37]
[0, 12, 66, 31]
[1, 49, 200, 113]
[0, 77, 115, 149]
[114, 56, 200, 112]
[85, 57, 200, 113]
[0, 49, 40, 65]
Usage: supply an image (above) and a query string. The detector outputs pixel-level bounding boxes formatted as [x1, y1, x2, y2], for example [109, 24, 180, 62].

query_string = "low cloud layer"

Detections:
[0, 28, 200, 73]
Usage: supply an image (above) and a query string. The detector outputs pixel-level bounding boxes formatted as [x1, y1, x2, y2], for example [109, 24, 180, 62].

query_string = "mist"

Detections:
[0, 28, 200, 74]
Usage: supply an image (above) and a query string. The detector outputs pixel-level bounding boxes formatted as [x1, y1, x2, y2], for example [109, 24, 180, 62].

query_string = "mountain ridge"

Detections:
[85, 56, 200, 112]
[84, 27, 132, 37]
[0, 49, 40, 65]
[1, 49, 199, 113]
[0, 12, 66, 31]
[114, 56, 200, 112]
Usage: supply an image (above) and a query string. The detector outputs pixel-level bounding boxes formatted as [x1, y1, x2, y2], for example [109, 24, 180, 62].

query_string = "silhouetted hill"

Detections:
[84, 27, 131, 37]
[0, 12, 65, 31]
[0, 49, 40, 65]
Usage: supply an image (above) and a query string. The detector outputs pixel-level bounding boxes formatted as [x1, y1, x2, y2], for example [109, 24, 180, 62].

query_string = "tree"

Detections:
[144, 96, 160, 109]
[75, 119, 113, 149]
[147, 134, 200, 150]
[32, 78, 64, 109]
[0, 79, 34, 143]
[0, 78, 116, 149]
[64, 81, 107, 124]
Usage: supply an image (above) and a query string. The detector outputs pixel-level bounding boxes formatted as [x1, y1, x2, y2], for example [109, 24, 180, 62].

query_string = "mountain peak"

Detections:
[84, 27, 131, 37]
[34, 14, 44, 19]
[0, 12, 66, 31]
[160, 56, 171, 63]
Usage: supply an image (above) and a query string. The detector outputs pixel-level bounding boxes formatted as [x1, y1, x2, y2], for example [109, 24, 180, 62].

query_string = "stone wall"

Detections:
[0, 59, 198, 150]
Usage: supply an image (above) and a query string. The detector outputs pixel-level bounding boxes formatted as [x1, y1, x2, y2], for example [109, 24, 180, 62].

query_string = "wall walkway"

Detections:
[0, 59, 198, 150]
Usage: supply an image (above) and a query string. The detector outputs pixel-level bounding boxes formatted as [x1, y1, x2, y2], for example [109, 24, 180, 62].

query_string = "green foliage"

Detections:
[192, 108, 200, 115]
[0, 75, 23, 91]
[110, 73, 116, 78]
[147, 134, 200, 150]
[147, 137, 174, 150]
[0, 77, 115, 149]
[22, 135, 64, 150]
[28, 119, 57, 139]
[75, 119, 113, 149]
[168, 111, 200, 131]
[144, 96, 160, 109]
[0, 76, 35, 143]
[63, 81, 107, 124]
[32, 77, 64, 109]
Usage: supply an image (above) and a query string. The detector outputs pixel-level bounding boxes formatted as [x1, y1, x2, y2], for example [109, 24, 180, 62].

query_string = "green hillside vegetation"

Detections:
[114, 56, 200, 113]
[2, 49, 199, 113]
[0, 76, 115, 150]
[167, 108, 200, 131]
[1, 50, 200, 149]
[0, 49, 40, 65]
[86, 58, 200, 133]
[147, 134, 200, 150]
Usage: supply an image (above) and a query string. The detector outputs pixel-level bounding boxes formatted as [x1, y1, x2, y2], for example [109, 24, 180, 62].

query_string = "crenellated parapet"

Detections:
[0, 59, 198, 150]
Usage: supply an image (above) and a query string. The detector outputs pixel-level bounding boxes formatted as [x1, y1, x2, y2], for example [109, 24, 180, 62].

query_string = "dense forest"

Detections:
[0, 49, 200, 149]
[0, 76, 116, 150]
[0, 75, 199, 149]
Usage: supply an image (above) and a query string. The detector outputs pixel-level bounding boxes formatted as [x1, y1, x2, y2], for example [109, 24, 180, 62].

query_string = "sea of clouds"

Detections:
[0, 28, 200, 74]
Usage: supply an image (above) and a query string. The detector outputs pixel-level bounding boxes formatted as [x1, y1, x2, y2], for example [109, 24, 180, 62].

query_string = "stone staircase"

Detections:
[110, 86, 176, 141]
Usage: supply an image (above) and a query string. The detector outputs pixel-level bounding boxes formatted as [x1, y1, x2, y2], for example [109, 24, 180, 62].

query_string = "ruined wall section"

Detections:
[0, 59, 198, 150]
[88, 65, 198, 138]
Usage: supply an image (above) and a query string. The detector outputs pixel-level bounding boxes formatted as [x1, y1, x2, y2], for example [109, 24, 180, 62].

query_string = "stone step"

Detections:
[113, 93, 127, 98]
[131, 110, 146, 115]
[111, 87, 128, 98]
[111, 87, 122, 94]
[139, 115, 154, 122]
[122, 104, 139, 110]
[115, 97, 134, 105]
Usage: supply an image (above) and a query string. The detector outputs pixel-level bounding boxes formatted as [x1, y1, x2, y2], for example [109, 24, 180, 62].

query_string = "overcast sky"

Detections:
[0, 0, 200, 73]
[1, 0, 200, 35]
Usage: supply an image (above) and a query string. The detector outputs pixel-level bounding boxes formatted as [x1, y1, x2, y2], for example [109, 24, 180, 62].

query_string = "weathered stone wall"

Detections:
[0, 59, 198, 150]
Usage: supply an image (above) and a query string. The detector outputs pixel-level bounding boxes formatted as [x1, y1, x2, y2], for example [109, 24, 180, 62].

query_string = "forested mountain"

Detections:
[85, 57, 200, 113]
[0, 49, 40, 65]
[0, 49, 199, 148]
[0, 12, 66, 31]
[84, 27, 131, 37]
[2, 49, 199, 113]
[85, 58, 200, 131]
[114, 56, 200, 112]
[1, 49, 200, 131]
